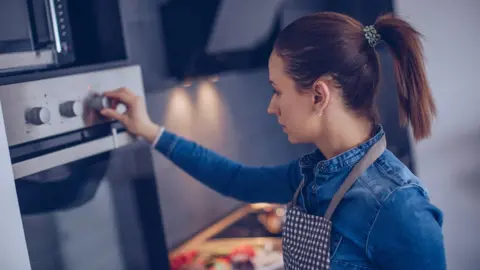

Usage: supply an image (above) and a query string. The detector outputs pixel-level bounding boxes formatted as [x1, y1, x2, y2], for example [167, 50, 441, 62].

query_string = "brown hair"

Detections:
[274, 12, 436, 141]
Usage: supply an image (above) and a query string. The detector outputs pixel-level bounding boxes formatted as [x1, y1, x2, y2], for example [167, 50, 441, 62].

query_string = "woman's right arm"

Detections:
[100, 88, 303, 204]
[154, 128, 302, 203]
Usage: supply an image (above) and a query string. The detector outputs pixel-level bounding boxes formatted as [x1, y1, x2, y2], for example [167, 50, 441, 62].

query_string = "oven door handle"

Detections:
[12, 132, 135, 180]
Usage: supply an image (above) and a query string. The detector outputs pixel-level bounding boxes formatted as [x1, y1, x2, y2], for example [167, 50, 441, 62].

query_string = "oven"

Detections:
[0, 0, 75, 74]
[0, 65, 171, 270]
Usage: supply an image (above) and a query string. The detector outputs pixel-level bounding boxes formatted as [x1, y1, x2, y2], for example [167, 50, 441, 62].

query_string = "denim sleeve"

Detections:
[154, 130, 303, 204]
[366, 186, 446, 270]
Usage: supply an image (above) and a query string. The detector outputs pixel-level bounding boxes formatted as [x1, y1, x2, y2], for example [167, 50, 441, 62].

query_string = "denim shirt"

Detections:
[154, 125, 446, 270]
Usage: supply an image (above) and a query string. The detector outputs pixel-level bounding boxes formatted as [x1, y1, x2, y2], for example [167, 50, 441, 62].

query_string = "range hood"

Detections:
[159, 0, 393, 81]
[159, 0, 285, 81]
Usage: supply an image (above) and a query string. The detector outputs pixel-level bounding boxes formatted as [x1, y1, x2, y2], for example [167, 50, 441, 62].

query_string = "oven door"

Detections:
[0, 0, 75, 74]
[9, 125, 170, 270]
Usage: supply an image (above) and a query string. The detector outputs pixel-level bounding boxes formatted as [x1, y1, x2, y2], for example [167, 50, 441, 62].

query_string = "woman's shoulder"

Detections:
[349, 150, 444, 250]
[359, 149, 431, 204]
[351, 148, 444, 226]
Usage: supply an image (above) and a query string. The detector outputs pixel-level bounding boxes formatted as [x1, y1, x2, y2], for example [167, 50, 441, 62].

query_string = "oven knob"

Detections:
[89, 95, 111, 111]
[60, 101, 82, 117]
[25, 107, 51, 125]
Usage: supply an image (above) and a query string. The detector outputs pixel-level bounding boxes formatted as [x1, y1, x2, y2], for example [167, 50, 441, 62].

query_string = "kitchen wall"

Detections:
[395, 1, 480, 269]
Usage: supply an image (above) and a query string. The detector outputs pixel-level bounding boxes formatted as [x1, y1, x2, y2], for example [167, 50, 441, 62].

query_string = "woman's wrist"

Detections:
[142, 122, 162, 144]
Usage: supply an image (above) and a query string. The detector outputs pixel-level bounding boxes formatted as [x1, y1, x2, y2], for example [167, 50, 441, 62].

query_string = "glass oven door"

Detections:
[9, 125, 171, 270]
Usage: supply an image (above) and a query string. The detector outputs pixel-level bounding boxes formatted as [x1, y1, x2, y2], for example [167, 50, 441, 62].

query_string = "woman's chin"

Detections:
[286, 134, 300, 144]
[285, 132, 309, 144]
[283, 128, 301, 144]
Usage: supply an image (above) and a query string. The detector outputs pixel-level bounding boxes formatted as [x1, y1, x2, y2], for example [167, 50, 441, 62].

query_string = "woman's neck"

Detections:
[314, 116, 373, 160]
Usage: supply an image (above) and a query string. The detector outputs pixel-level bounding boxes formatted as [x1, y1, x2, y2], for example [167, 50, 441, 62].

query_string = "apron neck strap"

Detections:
[324, 136, 386, 220]
[290, 179, 304, 207]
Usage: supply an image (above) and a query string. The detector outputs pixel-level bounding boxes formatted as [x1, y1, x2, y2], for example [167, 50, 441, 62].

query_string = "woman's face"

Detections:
[267, 51, 324, 144]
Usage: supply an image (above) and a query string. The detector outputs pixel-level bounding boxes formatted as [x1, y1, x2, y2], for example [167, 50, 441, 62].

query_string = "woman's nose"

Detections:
[267, 99, 276, 115]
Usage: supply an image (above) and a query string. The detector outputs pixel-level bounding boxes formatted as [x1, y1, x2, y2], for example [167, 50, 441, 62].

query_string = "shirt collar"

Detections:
[299, 124, 385, 174]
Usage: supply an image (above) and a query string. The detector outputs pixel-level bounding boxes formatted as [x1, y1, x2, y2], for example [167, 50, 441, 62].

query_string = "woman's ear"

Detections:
[312, 79, 331, 115]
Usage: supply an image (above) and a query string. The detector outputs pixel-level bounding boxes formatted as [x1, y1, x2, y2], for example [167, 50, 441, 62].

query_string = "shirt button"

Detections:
[319, 164, 326, 171]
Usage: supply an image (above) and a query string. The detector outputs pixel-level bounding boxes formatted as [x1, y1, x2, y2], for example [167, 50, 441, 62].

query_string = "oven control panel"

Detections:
[0, 65, 145, 147]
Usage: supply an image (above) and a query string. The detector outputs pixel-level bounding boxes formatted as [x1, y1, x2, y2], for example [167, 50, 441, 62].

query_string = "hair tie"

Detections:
[363, 25, 381, 48]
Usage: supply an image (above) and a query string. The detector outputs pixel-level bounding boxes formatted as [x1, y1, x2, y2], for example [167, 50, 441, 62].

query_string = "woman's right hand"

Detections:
[100, 87, 161, 143]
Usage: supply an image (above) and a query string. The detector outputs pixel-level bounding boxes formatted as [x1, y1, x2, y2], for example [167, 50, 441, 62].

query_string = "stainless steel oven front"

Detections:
[0, 65, 171, 270]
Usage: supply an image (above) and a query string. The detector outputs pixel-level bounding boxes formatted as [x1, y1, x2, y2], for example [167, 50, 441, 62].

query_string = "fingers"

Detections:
[103, 88, 137, 106]
[100, 108, 127, 123]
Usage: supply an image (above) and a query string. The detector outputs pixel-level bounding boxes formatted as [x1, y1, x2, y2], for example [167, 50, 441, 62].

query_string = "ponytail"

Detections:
[375, 14, 436, 141]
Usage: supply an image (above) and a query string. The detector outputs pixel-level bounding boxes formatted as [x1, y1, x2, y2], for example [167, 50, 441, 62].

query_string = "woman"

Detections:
[101, 12, 446, 270]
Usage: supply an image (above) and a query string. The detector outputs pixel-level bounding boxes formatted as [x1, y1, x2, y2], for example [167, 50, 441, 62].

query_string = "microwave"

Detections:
[0, 0, 75, 74]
